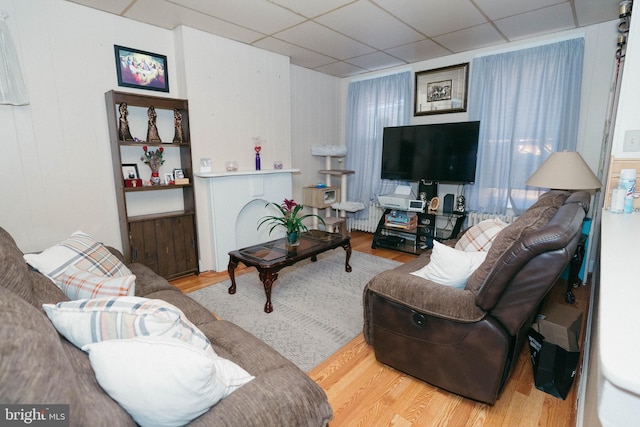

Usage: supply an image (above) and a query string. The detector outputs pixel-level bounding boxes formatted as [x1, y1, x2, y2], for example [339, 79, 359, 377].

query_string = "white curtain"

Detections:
[467, 38, 584, 215]
[344, 71, 411, 218]
[0, 10, 28, 105]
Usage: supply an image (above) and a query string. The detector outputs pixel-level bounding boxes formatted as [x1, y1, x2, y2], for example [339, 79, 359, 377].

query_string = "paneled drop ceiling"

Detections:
[67, 0, 620, 77]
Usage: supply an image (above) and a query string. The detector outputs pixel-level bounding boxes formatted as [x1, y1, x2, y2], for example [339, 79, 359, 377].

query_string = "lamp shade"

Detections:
[526, 151, 601, 190]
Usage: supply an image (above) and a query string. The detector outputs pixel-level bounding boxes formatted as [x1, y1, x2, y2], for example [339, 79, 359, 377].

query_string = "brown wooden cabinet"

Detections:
[105, 90, 199, 279]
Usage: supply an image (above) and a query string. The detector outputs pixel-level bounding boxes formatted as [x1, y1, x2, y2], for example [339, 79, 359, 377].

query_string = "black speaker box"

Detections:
[443, 193, 454, 214]
[419, 180, 438, 202]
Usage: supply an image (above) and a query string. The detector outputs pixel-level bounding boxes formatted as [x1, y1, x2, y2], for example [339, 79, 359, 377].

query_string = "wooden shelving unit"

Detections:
[105, 90, 199, 279]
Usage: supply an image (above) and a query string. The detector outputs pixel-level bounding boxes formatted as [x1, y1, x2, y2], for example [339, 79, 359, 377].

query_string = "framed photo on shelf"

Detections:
[164, 173, 174, 185]
[173, 169, 184, 179]
[114, 45, 169, 92]
[414, 63, 469, 116]
[121, 164, 139, 180]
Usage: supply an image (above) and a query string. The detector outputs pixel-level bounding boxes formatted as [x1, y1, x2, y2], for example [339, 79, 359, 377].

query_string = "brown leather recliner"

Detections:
[362, 191, 589, 404]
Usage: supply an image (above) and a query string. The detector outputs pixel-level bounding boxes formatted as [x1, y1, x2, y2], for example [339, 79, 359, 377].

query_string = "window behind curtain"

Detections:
[467, 38, 584, 215]
[344, 71, 411, 219]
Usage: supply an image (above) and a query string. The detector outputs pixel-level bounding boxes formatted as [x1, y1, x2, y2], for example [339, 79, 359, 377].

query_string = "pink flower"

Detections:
[282, 199, 297, 211]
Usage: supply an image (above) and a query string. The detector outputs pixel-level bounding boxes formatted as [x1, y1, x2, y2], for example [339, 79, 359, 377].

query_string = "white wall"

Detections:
[0, 0, 176, 252]
[611, 20, 640, 158]
[583, 11, 640, 427]
[175, 25, 292, 271]
[290, 65, 342, 204]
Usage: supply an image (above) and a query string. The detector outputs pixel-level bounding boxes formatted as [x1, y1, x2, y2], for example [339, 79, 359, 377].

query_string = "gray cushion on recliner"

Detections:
[466, 204, 560, 304]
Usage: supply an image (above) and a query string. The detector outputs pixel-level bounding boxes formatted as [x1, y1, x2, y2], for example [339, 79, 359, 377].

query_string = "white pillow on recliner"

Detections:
[411, 240, 487, 289]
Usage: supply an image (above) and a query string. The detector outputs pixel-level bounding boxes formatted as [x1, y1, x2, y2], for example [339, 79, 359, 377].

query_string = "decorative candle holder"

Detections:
[253, 137, 262, 171]
[225, 161, 238, 172]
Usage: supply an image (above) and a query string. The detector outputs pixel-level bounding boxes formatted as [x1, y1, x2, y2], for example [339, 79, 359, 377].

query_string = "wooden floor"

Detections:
[171, 231, 589, 427]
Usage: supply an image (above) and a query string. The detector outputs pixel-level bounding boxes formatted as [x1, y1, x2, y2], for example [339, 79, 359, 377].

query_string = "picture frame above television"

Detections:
[414, 63, 468, 116]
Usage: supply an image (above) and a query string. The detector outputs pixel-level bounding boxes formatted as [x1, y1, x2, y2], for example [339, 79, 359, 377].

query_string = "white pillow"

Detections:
[42, 296, 213, 355]
[83, 336, 255, 427]
[455, 218, 508, 252]
[60, 264, 136, 300]
[411, 240, 487, 289]
[23, 230, 131, 285]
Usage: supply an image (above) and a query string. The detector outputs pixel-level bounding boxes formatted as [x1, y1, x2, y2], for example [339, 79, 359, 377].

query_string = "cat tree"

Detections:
[304, 145, 364, 235]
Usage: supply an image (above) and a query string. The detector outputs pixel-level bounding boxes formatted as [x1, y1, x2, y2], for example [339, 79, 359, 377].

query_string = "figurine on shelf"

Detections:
[146, 106, 162, 143]
[172, 108, 184, 143]
[118, 103, 134, 141]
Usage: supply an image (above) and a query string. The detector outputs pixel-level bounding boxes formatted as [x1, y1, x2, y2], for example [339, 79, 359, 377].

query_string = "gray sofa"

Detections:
[0, 226, 333, 426]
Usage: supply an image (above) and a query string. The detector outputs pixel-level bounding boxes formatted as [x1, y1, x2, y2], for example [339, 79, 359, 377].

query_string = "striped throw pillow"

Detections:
[60, 265, 136, 300]
[42, 296, 213, 355]
[24, 230, 131, 286]
[455, 218, 507, 252]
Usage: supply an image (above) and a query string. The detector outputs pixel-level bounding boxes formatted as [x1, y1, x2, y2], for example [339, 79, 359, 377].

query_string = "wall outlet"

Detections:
[623, 129, 640, 152]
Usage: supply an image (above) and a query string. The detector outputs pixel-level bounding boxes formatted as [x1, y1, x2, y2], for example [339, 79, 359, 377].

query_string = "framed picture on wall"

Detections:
[114, 45, 169, 92]
[414, 63, 468, 116]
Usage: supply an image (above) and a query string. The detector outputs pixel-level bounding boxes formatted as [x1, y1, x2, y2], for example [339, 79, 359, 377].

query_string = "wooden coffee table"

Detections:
[227, 230, 351, 313]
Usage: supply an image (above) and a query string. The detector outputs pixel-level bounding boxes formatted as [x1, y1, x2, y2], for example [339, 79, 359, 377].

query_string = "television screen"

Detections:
[381, 121, 480, 183]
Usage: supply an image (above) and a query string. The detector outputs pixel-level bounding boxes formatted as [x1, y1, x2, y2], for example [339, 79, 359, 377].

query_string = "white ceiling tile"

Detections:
[315, 0, 423, 49]
[375, 0, 487, 37]
[66, 0, 131, 14]
[434, 23, 506, 53]
[574, 0, 620, 26]
[253, 37, 336, 69]
[345, 51, 407, 71]
[314, 61, 368, 77]
[474, 0, 565, 20]
[269, 0, 357, 18]
[385, 39, 452, 63]
[170, 0, 306, 34]
[494, 3, 576, 41]
[275, 21, 375, 60]
[64, 0, 619, 77]
[126, 0, 264, 44]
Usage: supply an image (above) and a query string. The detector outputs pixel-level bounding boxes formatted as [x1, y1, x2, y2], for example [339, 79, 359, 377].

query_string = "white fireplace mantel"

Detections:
[195, 169, 299, 271]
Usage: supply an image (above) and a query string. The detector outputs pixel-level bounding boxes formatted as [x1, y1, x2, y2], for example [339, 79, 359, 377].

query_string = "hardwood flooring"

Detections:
[171, 231, 588, 427]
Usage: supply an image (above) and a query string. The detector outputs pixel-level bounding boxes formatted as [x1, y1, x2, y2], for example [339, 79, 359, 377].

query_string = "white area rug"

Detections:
[188, 250, 401, 372]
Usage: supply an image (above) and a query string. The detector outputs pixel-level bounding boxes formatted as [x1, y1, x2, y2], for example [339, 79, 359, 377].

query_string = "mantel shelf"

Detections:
[195, 168, 300, 179]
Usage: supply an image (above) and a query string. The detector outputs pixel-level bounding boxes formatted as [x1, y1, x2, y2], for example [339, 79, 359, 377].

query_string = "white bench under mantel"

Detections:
[195, 169, 300, 272]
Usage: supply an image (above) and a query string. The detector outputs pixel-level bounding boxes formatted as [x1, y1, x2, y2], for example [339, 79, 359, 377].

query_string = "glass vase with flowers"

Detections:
[257, 199, 325, 246]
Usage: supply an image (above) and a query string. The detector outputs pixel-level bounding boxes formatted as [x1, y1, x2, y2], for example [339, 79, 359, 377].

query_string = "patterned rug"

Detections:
[188, 250, 401, 372]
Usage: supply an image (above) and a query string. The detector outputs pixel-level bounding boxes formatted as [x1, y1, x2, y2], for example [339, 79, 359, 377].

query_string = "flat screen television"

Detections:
[381, 121, 480, 183]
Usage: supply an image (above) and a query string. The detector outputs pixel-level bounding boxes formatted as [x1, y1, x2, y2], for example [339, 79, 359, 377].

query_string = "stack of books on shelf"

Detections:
[384, 211, 417, 230]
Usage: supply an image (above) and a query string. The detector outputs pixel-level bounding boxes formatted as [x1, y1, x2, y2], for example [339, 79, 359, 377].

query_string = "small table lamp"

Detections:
[525, 151, 601, 304]
[525, 151, 601, 191]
